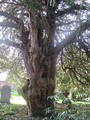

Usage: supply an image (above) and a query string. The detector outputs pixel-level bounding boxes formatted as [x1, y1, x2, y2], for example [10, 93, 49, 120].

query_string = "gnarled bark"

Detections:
[22, 8, 56, 116]
[23, 53, 56, 116]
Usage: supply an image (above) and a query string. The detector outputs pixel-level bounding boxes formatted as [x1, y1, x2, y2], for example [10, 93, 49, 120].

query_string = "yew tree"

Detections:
[0, 0, 90, 117]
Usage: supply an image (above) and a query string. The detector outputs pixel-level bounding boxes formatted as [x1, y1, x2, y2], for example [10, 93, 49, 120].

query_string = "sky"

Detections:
[0, 72, 8, 81]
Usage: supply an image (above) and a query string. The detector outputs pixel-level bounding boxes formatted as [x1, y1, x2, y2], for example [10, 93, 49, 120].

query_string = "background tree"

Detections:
[0, 44, 25, 87]
[0, 0, 90, 117]
[55, 46, 90, 100]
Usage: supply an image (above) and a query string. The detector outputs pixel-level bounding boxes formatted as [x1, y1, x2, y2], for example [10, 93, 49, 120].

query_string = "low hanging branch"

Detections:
[55, 4, 86, 17]
[0, 22, 18, 28]
[0, 11, 25, 36]
[0, 39, 22, 49]
[0, 11, 28, 47]
[54, 20, 90, 55]
[0, 11, 23, 25]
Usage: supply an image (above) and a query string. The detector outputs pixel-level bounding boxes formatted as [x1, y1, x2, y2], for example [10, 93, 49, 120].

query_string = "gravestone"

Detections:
[1, 85, 11, 103]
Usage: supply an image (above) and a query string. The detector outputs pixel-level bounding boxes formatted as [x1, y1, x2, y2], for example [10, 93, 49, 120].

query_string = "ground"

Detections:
[0, 102, 90, 120]
[0, 104, 28, 120]
[0, 91, 90, 120]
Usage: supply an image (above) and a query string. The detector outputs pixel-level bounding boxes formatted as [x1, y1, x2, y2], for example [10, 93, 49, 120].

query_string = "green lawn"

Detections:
[10, 91, 26, 105]
[0, 90, 26, 105]
[57, 98, 90, 105]
[11, 91, 20, 97]
[73, 100, 90, 105]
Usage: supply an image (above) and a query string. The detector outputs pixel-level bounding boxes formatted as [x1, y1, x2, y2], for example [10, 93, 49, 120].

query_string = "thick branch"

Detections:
[0, 1, 21, 5]
[0, 11, 23, 26]
[55, 4, 86, 17]
[0, 22, 18, 28]
[0, 39, 22, 49]
[0, 11, 26, 44]
[54, 21, 90, 54]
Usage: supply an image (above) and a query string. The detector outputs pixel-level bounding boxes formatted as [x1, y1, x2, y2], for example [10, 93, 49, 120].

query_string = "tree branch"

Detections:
[0, 22, 18, 28]
[0, 11, 23, 26]
[0, 39, 22, 49]
[0, 11, 26, 44]
[0, 0, 21, 5]
[54, 20, 90, 54]
[55, 4, 86, 17]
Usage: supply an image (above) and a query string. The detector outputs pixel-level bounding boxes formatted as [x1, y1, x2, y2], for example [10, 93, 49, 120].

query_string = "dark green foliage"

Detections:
[0, 104, 16, 115]
[19, 0, 40, 10]
[43, 105, 90, 120]
[62, 98, 72, 105]
[19, 0, 30, 7]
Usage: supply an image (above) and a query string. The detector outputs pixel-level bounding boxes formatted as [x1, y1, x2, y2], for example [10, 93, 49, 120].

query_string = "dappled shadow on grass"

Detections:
[10, 91, 26, 105]
[10, 96, 26, 105]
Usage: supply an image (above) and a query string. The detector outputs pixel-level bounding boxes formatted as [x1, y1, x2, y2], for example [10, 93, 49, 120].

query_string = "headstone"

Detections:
[1, 85, 11, 103]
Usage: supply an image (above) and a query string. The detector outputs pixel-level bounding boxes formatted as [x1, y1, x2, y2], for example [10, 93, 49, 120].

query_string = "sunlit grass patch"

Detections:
[10, 91, 26, 105]
[11, 91, 20, 97]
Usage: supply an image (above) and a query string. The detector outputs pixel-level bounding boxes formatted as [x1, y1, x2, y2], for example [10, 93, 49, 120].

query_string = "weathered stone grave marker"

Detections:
[1, 85, 11, 103]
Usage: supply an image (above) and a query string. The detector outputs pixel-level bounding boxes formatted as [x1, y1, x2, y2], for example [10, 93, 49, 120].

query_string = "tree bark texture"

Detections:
[22, 8, 56, 117]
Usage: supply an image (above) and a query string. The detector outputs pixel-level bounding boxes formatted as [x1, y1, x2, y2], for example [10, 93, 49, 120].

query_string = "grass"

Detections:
[0, 90, 26, 105]
[57, 98, 90, 105]
[72, 100, 90, 105]
[10, 91, 26, 105]
[11, 91, 20, 97]
[1, 91, 90, 120]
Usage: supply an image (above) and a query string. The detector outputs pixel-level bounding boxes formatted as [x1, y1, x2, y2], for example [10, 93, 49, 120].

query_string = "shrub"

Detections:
[43, 105, 90, 120]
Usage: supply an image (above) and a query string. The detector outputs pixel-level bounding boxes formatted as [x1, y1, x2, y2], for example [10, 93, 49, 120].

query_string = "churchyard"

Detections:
[0, 88, 90, 120]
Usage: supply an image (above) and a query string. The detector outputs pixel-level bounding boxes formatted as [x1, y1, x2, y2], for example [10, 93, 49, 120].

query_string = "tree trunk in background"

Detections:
[22, 9, 56, 117]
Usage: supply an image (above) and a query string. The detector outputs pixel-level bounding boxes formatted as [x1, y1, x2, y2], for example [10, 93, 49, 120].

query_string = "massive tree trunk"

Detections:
[0, 0, 90, 117]
[22, 9, 56, 117]
[28, 56, 56, 117]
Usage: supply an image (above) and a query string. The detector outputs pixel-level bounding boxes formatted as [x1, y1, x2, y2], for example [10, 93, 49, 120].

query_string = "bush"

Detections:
[62, 98, 72, 105]
[0, 104, 16, 115]
[43, 105, 90, 120]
